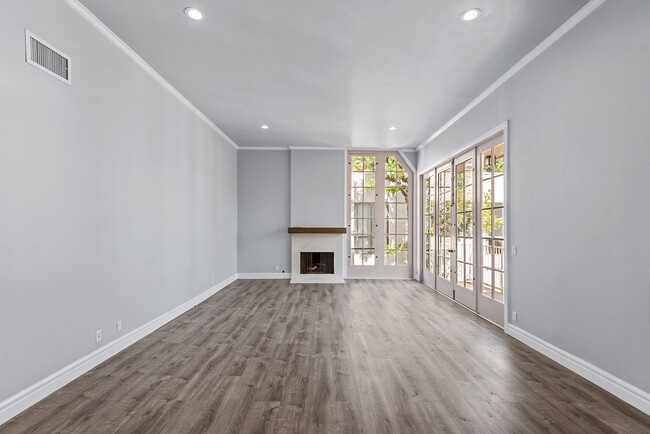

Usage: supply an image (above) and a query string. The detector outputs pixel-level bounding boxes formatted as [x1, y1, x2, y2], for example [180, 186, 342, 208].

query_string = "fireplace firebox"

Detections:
[300, 252, 334, 274]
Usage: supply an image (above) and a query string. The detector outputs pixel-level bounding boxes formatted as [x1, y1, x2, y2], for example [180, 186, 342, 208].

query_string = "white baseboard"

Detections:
[237, 273, 291, 279]
[0, 274, 238, 426]
[507, 324, 650, 415]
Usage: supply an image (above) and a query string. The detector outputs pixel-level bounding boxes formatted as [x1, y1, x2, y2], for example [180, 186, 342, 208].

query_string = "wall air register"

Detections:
[25, 30, 71, 85]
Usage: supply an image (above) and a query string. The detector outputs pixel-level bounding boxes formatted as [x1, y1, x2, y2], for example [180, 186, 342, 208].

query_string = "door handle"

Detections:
[447, 249, 455, 253]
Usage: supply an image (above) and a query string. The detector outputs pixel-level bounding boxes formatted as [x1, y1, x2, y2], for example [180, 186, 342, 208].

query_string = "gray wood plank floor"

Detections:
[3, 279, 649, 433]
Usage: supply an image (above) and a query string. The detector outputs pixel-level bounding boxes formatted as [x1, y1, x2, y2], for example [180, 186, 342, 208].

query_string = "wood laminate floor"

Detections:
[3, 279, 649, 433]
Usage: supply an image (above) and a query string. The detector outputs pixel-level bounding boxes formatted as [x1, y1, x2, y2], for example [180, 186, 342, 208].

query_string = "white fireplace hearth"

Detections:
[288, 228, 346, 284]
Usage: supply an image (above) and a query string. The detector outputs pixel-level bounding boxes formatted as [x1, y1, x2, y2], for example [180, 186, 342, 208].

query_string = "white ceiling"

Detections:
[79, 0, 589, 149]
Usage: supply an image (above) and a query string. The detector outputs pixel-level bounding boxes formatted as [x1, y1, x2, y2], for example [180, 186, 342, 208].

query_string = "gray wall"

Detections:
[418, 0, 650, 392]
[0, 0, 237, 402]
[290, 150, 346, 227]
[237, 150, 291, 274]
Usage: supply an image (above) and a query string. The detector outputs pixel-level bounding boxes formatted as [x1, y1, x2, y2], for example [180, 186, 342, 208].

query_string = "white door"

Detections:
[348, 152, 413, 279]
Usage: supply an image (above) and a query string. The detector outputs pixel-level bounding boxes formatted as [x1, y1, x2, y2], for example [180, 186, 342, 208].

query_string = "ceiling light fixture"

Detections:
[261, 125, 269, 129]
[461, 8, 481, 21]
[388, 126, 397, 131]
[184, 7, 204, 20]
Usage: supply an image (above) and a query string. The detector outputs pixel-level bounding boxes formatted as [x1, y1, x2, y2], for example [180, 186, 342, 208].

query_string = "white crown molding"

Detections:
[238, 147, 290, 151]
[507, 325, 650, 416]
[62, 0, 239, 150]
[0, 274, 238, 425]
[415, 0, 608, 152]
[288, 146, 347, 151]
[237, 273, 291, 279]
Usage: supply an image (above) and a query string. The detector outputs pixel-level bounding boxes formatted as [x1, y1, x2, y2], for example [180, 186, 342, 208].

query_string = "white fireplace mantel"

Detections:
[289, 229, 345, 284]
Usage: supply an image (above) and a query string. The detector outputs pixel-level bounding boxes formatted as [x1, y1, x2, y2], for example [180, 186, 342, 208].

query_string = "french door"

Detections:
[422, 133, 505, 326]
[347, 152, 412, 279]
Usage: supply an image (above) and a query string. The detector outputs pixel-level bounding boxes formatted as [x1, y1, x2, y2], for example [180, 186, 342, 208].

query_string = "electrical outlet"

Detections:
[95, 329, 102, 343]
[116, 320, 122, 333]
[275, 265, 280, 271]
[512, 311, 518, 322]
[511, 245, 518, 255]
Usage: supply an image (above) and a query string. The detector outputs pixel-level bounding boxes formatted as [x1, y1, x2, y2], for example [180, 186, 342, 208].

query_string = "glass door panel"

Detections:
[452, 153, 476, 310]
[350, 155, 376, 265]
[384, 156, 409, 266]
[434, 164, 453, 298]
[477, 137, 506, 327]
[422, 174, 436, 287]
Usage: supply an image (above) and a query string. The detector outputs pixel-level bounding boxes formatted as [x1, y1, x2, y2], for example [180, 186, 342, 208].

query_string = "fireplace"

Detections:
[300, 252, 334, 274]
[288, 228, 345, 284]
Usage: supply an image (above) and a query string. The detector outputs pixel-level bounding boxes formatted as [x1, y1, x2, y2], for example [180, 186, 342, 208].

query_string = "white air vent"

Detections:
[25, 30, 71, 85]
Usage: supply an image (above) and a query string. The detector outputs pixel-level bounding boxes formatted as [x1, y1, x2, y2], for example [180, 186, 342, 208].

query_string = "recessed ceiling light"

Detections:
[461, 8, 481, 21]
[261, 125, 269, 129]
[184, 7, 204, 20]
[388, 126, 397, 131]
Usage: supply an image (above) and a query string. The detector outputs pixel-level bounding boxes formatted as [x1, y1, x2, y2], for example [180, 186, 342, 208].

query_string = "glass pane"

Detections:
[425, 253, 430, 271]
[444, 259, 451, 280]
[482, 209, 492, 237]
[494, 240, 504, 270]
[396, 219, 408, 234]
[456, 170, 464, 189]
[464, 212, 473, 237]
[493, 175, 504, 207]
[457, 214, 464, 237]
[385, 189, 396, 201]
[364, 173, 376, 187]
[351, 156, 364, 172]
[457, 189, 464, 212]
[352, 219, 362, 233]
[444, 237, 452, 258]
[457, 263, 464, 286]
[425, 234, 430, 251]
[494, 143, 504, 174]
[352, 236, 363, 248]
[465, 187, 473, 212]
[385, 156, 396, 171]
[494, 271, 504, 302]
[364, 156, 375, 171]
[465, 159, 473, 186]
[386, 235, 396, 249]
[465, 264, 474, 290]
[482, 179, 492, 208]
[444, 214, 452, 236]
[385, 252, 396, 266]
[397, 203, 407, 219]
[386, 218, 396, 234]
[425, 216, 430, 234]
[365, 236, 375, 249]
[351, 250, 362, 265]
[493, 208, 504, 238]
[396, 162, 405, 172]
[481, 150, 492, 179]
[465, 238, 474, 264]
[396, 234, 408, 249]
[397, 251, 408, 266]
[482, 239, 492, 269]
[385, 173, 396, 187]
[444, 170, 451, 188]
[386, 203, 396, 219]
[438, 257, 445, 278]
[351, 172, 364, 188]
[364, 188, 375, 202]
[353, 188, 364, 202]
[396, 189, 407, 203]
[482, 268, 492, 297]
[457, 238, 464, 262]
